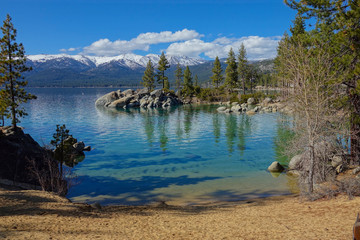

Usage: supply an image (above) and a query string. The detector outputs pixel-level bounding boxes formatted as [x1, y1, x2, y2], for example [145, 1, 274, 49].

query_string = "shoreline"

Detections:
[1, 182, 358, 239]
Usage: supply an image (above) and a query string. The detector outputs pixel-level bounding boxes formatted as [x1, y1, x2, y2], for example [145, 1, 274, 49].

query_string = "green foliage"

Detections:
[50, 124, 71, 175]
[174, 63, 183, 93]
[156, 52, 170, 89]
[225, 48, 238, 90]
[211, 56, 224, 88]
[141, 60, 155, 91]
[0, 14, 36, 128]
[164, 79, 170, 91]
[237, 43, 248, 94]
[182, 66, 194, 96]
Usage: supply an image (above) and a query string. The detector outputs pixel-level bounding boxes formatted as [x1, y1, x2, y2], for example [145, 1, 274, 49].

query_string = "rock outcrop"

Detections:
[96, 88, 183, 110]
[216, 99, 278, 115]
[0, 126, 50, 184]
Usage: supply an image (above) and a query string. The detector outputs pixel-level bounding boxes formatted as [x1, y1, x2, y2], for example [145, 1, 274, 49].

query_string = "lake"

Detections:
[19, 88, 296, 205]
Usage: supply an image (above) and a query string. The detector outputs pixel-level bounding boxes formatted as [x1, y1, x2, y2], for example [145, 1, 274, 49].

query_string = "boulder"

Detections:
[83, 146, 91, 151]
[254, 106, 261, 112]
[217, 106, 227, 112]
[224, 109, 232, 114]
[289, 154, 302, 170]
[231, 102, 239, 106]
[150, 89, 162, 98]
[331, 155, 343, 168]
[268, 161, 285, 172]
[73, 141, 85, 152]
[0, 127, 51, 185]
[231, 104, 242, 112]
[107, 96, 132, 108]
[137, 88, 149, 97]
[247, 98, 255, 105]
[95, 91, 120, 107]
[353, 167, 360, 175]
[263, 97, 273, 105]
[122, 89, 134, 96]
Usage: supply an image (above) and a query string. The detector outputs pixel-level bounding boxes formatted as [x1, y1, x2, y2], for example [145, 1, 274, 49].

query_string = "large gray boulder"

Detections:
[122, 89, 134, 96]
[289, 154, 302, 170]
[95, 91, 120, 107]
[107, 96, 133, 108]
[231, 104, 242, 112]
[150, 89, 163, 98]
[268, 161, 285, 172]
[217, 106, 227, 112]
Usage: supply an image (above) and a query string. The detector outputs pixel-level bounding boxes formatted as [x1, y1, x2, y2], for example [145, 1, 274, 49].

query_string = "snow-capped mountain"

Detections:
[24, 53, 210, 87]
[27, 53, 207, 69]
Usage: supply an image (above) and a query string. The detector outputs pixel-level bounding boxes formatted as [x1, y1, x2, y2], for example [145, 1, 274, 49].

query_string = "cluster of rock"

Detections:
[95, 89, 183, 109]
[267, 140, 355, 179]
[216, 97, 278, 115]
[53, 136, 91, 168]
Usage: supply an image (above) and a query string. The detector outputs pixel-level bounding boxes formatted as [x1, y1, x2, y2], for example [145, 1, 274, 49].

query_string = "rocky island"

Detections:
[95, 89, 183, 109]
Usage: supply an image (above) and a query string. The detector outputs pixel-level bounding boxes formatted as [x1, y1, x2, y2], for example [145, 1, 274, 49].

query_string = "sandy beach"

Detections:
[0, 183, 359, 240]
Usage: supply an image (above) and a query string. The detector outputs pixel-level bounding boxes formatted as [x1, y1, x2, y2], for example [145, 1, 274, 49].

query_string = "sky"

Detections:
[1, 0, 297, 60]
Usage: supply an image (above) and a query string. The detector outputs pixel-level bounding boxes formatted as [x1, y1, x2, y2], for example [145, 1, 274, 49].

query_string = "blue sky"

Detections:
[1, 0, 296, 60]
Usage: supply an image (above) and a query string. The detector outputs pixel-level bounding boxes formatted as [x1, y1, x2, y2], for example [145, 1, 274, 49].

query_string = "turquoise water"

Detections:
[20, 88, 294, 205]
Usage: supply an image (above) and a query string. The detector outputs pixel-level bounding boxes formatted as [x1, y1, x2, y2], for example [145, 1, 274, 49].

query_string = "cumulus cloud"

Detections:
[82, 29, 202, 56]
[166, 36, 281, 60]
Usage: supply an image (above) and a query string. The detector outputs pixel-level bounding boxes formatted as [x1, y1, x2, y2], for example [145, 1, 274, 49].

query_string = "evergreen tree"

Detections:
[237, 43, 248, 94]
[51, 124, 71, 177]
[156, 52, 170, 89]
[0, 14, 36, 128]
[285, 0, 360, 164]
[174, 63, 183, 93]
[225, 48, 238, 91]
[194, 75, 199, 87]
[141, 60, 155, 92]
[164, 79, 170, 91]
[211, 56, 224, 88]
[183, 66, 193, 96]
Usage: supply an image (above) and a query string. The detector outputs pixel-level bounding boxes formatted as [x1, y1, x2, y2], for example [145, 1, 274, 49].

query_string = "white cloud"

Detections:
[82, 29, 202, 56]
[59, 47, 79, 52]
[166, 35, 281, 60]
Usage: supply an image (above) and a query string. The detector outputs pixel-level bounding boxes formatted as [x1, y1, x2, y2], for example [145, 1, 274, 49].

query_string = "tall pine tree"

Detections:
[174, 63, 183, 94]
[0, 14, 36, 128]
[141, 60, 155, 92]
[156, 52, 170, 89]
[225, 48, 238, 91]
[183, 66, 193, 96]
[211, 56, 223, 88]
[237, 43, 248, 94]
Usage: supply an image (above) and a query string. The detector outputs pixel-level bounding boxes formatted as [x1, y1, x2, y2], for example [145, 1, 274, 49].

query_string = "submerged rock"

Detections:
[268, 161, 285, 172]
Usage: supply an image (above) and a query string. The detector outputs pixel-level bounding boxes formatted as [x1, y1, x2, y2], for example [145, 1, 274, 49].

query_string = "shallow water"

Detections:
[20, 88, 295, 205]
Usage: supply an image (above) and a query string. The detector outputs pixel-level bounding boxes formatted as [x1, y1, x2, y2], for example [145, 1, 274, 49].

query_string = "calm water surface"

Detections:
[20, 88, 295, 205]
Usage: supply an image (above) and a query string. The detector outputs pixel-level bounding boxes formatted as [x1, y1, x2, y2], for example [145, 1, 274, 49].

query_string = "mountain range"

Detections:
[24, 53, 274, 87]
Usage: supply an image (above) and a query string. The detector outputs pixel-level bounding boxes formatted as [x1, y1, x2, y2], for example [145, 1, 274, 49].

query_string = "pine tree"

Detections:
[285, 0, 360, 164]
[237, 43, 248, 94]
[183, 66, 193, 96]
[225, 48, 238, 91]
[211, 56, 224, 88]
[174, 63, 183, 93]
[141, 60, 155, 92]
[0, 14, 36, 128]
[164, 79, 170, 91]
[156, 51, 170, 89]
[50, 124, 71, 177]
[194, 75, 199, 87]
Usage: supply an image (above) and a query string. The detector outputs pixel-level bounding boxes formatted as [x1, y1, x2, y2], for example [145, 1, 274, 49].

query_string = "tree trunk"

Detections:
[308, 144, 315, 193]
